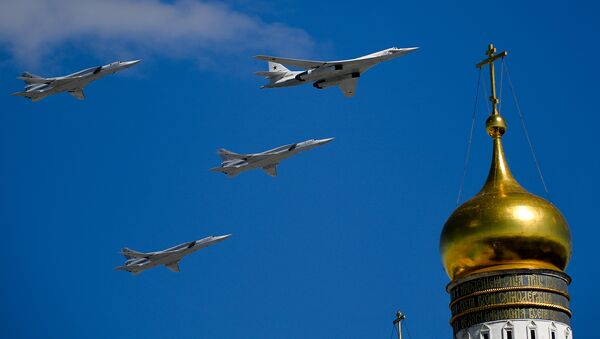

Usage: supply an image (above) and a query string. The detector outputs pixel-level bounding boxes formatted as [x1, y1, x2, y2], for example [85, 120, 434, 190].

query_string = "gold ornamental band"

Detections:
[449, 301, 572, 325]
[449, 273, 568, 299]
[449, 285, 570, 309]
[452, 308, 570, 333]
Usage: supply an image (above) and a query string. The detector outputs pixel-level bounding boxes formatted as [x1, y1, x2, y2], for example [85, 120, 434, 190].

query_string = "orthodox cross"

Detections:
[476, 43, 508, 116]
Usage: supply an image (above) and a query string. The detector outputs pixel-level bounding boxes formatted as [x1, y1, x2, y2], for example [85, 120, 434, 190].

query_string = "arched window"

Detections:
[527, 321, 537, 339]
[480, 325, 491, 339]
[565, 327, 571, 339]
[503, 321, 514, 339]
[549, 322, 557, 339]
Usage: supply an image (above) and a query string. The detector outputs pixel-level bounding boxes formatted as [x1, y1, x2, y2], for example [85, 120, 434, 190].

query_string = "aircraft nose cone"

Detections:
[318, 137, 335, 144]
[403, 47, 419, 53]
[214, 234, 232, 241]
[122, 59, 142, 68]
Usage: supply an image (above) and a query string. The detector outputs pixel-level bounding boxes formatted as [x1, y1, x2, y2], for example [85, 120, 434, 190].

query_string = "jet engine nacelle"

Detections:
[312, 72, 360, 89]
[296, 66, 342, 82]
[295, 70, 309, 81]
[313, 79, 337, 89]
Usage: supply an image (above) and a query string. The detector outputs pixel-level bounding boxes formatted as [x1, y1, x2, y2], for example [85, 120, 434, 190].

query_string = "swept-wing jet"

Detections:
[12, 60, 141, 102]
[211, 138, 334, 177]
[115, 234, 231, 275]
[255, 47, 418, 97]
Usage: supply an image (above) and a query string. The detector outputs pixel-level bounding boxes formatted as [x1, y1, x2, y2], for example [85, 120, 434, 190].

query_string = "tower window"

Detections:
[530, 329, 536, 339]
[506, 330, 512, 339]
[551, 332, 555, 339]
[482, 333, 489, 339]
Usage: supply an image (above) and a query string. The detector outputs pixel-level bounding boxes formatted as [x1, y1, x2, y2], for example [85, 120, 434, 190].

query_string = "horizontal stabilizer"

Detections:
[210, 167, 238, 177]
[11, 92, 42, 101]
[255, 71, 280, 78]
[115, 266, 140, 275]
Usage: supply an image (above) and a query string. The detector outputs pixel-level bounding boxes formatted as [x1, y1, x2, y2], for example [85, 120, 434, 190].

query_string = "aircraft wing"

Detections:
[256, 55, 381, 70]
[68, 89, 85, 100]
[338, 78, 359, 97]
[248, 153, 278, 162]
[255, 55, 325, 69]
[165, 260, 181, 272]
[146, 252, 173, 260]
[262, 164, 278, 177]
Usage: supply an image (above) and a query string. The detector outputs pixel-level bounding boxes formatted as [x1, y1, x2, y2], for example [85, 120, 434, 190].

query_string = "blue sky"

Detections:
[0, 1, 598, 338]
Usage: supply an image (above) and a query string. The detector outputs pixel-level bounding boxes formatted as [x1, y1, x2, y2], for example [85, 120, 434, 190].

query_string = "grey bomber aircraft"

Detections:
[211, 138, 334, 177]
[12, 60, 140, 102]
[255, 47, 418, 97]
[115, 234, 231, 275]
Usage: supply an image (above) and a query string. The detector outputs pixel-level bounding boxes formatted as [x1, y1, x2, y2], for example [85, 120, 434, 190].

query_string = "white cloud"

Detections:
[0, 0, 314, 66]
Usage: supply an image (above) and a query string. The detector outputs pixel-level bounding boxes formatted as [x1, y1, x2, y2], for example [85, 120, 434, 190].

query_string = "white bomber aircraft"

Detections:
[255, 47, 418, 97]
[116, 234, 231, 275]
[211, 138, 334, 177]
[12, 60, 140, 102]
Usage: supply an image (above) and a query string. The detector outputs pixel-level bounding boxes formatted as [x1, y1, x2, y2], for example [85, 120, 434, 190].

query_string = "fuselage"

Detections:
[118, 235, 230, 274]
[15, 60, 140, 101]
[217, 138, 334, 176]
[264, 48, 413, 89]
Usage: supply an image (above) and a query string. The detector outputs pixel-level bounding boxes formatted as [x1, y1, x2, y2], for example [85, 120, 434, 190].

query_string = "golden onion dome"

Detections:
[440, 114, 572, 280]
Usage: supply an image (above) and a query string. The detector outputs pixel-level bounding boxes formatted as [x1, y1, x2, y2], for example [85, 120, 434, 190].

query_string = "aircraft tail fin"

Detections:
[268, 61, 289, 73]
[217, 148, 245, 161]
[254, 62, 289, 88]
[19, 72, 43, 85]
[255, 62, 288, 80]
[121, 247, 146, 259]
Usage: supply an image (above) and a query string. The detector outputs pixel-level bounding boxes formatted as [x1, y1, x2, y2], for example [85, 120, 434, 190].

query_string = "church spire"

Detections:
[439, 44, 573, 339]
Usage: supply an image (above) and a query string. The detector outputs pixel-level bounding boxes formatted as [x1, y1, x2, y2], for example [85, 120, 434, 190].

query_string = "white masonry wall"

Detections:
[455, 319, 572, 339]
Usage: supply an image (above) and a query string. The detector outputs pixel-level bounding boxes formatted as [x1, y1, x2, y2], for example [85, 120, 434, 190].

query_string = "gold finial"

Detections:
[476, 43, 508, 138]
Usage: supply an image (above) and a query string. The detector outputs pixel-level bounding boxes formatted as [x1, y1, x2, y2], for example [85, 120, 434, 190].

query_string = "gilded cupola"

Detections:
[440, 44, 572, 281]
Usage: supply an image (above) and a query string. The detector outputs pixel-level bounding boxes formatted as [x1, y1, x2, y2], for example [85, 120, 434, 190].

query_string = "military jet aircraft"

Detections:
[255, 47, 418, 97]
[211, 138, 334, 177]
[12, 60, 141, 102]
[115, 234, 231, 275]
